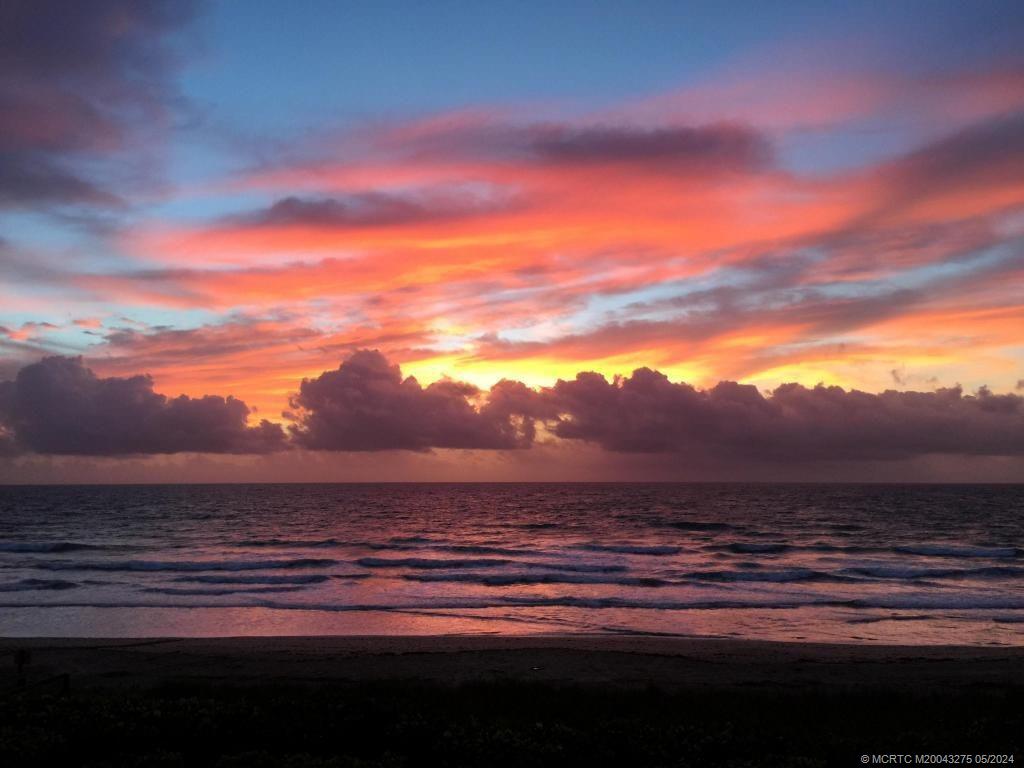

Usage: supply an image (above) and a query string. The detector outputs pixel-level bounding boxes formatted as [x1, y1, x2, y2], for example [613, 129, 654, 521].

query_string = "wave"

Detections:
[845, 614, 935, 625]
[842, 564, 1024, 580]
[367, 542, 540, 557]
[171, 574, 331, 585]
[530, 562, 630, 573]
[666, 521, 734, 532]
[0, 578, 79, 592]
[207, 538, 1024, 564]
[29, 557, 338, 572]
[709, 542, 884, 555]
[842, 564, 961, 580]
[0, 541, 103, 553]
[848, 595, 1024, 610]
[10, 591, 1024, 612]
[679, 563, 1024, 584]
[403, 572, 670, 587]
[142, 586, 310, 596]
[893, 544, 1019, 559]
[802, 543, 880, 553]
[355, 556, 512, 570]
[493, 595, 845, 611]
[723, 542, 790, 554]
[0, 595, 848, 612]
[353, 556, 628, 573]
[235, 538, 538, 558]
[577, 544, 683, 556]
[683, 568, 848, 583]
[424, 544, 540, 556]
[235, 538, 344, 548]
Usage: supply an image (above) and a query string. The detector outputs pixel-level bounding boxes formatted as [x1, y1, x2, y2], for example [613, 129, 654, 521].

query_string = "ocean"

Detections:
[1, 483, 1022, 643]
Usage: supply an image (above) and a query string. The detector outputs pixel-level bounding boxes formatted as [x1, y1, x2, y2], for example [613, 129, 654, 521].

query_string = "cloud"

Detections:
[444, 122, 773, 173]
[3, 351, 1023, 466]
[0, 423, 16, 456]
[288, 350, 550, 451]
[99, 320, 321, 365]
[0, 0, 200, 208]
[1, 321, 60, 341]
[864, 111, 1024, 220]
[80, 317, 439, 420]
[282, 351, 1024, 462]
[545, 367, 1024, 461]
[888, 112, 1024, 191]
[8, 55, 1024, 421]
[0, 154, 120, 207]
[0, 356, 285, 455]
[358, 114, 773, 172]
[236, 190, 516, 230]
[624, 57, 1024, 134]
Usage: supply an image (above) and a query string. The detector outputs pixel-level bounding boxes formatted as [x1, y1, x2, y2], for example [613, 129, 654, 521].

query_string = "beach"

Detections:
[3, 484, 1022, 764]
[4, 0, 1024, 760]
[2, 635, 1022, 766]
[3, 634, 1024, 690]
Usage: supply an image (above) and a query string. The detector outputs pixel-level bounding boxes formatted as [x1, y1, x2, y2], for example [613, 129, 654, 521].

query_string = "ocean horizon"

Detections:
[3, 482, 1022, 643]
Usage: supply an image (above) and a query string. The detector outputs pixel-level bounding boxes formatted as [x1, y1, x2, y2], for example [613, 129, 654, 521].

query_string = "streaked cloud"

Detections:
[0, 0, 199, 210]
[1, 2, 1022, 479]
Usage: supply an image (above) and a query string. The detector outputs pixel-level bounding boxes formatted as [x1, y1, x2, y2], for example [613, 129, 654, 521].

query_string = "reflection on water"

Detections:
[1, 483, 1022, 644]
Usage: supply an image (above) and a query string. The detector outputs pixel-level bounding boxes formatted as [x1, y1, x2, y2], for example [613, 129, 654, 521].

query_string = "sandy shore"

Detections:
[3, 636, 1022, 766]
[3, 635, 1023, 691]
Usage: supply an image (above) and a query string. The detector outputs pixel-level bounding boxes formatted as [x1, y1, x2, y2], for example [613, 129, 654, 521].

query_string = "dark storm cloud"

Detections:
[288, 350, 551, 451]
[0, 0, 200, 208]
[4, 352, 1023, 462]
[288, 351, 1024, 461]
[0, 356, 285, 455]
[545, 368, 1024, 461]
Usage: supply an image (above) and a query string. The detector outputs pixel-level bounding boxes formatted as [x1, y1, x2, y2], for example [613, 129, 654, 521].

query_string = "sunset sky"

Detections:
[2, 0, 1024, 482]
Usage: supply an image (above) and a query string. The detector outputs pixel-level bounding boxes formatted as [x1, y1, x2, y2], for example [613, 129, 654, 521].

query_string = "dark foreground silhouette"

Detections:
[1, 637, 1021, 767]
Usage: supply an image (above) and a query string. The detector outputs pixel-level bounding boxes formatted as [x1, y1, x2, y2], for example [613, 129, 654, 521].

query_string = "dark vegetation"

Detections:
[1, 681, 1021, 767]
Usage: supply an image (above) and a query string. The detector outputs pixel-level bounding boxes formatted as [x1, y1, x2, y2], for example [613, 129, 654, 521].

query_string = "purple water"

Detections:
[1, 483, 1022, 644]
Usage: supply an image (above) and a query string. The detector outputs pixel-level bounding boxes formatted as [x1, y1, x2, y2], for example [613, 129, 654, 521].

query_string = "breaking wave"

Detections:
[29, 558, 338, 572]
[0, 541, 103, 553]
[577, 543, 683, 556]
[0, 578, 80, 592]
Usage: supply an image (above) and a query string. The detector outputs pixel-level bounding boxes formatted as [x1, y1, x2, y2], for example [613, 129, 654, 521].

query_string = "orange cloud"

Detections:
[14, 70, 1021, 417]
